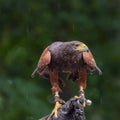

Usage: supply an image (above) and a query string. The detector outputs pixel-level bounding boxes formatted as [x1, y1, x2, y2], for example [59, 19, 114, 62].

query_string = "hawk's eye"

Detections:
[75, 44, 80, 47]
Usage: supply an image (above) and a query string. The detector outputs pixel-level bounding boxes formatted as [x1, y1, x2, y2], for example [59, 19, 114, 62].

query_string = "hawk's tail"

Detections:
[31, 67, 38, 78]
[96, 66, 102, 75]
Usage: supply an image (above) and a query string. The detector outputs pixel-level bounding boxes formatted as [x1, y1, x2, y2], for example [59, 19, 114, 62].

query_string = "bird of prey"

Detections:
[31, 41, 102, 118]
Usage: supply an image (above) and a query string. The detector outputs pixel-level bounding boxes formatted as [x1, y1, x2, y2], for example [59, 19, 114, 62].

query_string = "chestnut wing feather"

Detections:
[83, 51, 102, 75]
[31, 47, 51, 78]
[38, 47, 51, 70]
[83, 51, 96, 68]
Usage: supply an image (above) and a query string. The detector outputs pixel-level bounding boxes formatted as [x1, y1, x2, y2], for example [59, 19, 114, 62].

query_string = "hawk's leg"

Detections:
[75, 68, 87, 107]
[48, 70, 64, 119]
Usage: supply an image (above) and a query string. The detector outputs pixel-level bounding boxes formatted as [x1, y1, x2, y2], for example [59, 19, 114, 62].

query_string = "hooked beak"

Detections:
[76, 43, 89, 52]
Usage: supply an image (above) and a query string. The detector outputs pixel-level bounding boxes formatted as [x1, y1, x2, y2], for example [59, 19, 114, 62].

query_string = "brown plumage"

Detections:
[32, 41, 102, 89]
[31, 41, 102, 118]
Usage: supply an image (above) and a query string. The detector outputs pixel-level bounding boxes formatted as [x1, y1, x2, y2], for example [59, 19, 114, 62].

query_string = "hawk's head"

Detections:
[73, 41, 89, 52]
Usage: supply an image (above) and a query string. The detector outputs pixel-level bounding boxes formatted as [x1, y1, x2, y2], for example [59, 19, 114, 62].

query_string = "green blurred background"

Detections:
[0, 0, 120, 120]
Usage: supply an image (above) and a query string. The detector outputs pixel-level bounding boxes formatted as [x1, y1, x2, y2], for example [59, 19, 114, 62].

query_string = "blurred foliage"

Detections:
[0, 0, 120, 120]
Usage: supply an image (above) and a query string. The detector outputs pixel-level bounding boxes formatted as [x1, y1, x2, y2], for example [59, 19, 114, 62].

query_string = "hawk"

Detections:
[31, 41, 102, 118]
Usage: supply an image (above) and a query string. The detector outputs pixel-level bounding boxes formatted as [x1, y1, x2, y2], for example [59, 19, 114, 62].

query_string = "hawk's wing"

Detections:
[31, 47, 51, 78]
[83, 51, 102, 75]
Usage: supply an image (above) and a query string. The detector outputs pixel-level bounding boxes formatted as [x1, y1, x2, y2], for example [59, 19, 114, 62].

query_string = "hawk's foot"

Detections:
[47, 95, 65, 120]
[51, 101, 62, 118]
[47, 101, 61, 120]
[74, 90, 92, 107]
[74, 95, 86, 107]
[74, 90, 86, 107]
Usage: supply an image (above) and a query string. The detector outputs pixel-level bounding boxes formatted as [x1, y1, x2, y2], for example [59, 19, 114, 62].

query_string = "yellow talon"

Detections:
[74, 95, 86, 107]
[74, 95, 80, 99]
[51, 101, 61, 118]
[74, 86, 86, 107]
[83, 101, 86, 107]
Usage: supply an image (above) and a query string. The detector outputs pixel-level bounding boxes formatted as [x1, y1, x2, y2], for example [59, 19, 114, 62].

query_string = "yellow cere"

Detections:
[81, 43, 87, 49]
[76, 43, 87, 51]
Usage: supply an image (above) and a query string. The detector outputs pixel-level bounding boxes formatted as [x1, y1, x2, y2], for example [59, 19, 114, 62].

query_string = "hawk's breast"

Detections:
[48, 42, 83, 72]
